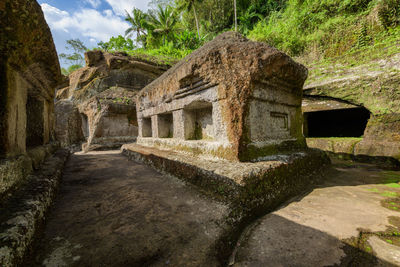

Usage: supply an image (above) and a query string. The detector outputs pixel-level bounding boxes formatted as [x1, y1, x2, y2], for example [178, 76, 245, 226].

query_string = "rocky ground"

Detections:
[26, 152, 400, 266]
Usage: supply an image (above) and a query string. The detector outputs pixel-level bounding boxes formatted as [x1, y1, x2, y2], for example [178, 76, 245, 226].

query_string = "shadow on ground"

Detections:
[25, 151, 400, 266]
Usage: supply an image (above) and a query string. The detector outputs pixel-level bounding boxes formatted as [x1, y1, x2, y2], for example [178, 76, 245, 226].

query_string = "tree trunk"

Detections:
[193, 3, 201, 39]
[234, 0, 237, 31]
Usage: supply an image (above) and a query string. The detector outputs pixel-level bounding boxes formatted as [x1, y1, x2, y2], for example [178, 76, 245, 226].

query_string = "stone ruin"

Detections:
[55, 50, 168, 151]
[0, 1, 72, 265]
[0, 0, 62, 194]
[136, 32, 307, 161]
[123, 32, 329, 220]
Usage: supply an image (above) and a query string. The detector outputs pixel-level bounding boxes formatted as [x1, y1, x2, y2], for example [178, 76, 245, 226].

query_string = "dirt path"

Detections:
[28, 151, 228, 267]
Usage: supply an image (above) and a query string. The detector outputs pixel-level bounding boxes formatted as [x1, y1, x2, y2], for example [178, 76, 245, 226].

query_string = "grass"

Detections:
[367, 188, 380, 192]
[385, 183, 400, 188]
[382, 198, 400, 211]
[381, 191, 398, 197]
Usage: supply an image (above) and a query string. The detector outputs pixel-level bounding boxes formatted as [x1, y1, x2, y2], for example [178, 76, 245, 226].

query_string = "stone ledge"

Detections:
[121, 144, 330, 264]
[0, 149, 70, 267]
[83, 136, 137, 152]
[121, 143, 329, 206]
[0, 143, 60, 198]
[306, 138, 400, 169]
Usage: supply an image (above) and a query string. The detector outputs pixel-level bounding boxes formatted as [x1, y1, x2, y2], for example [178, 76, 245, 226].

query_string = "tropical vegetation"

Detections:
[60, 0, 400, 74]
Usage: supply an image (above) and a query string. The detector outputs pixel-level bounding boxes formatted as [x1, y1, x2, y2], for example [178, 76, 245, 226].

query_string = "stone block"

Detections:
[136, 32, 308, 161]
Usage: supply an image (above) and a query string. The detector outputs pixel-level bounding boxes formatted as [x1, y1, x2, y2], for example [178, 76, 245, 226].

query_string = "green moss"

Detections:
[316, 137, 363, 141]
[382, 198, 400, 211]
[386, 183, 400, 188]
[239, 139, 306, 162]
[381, 191, 398, 197]
[382, 171, 400, 183]
[367, 188, 379, 192]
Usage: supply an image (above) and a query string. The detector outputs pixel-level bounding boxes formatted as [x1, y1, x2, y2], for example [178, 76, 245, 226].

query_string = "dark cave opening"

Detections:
[304, 107, 370, 138]
[26, 96, 44, 148]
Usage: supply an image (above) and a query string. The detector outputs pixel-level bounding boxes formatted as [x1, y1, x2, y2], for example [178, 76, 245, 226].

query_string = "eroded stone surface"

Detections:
[368, 236, 400, 266]
[233, 160, 400, 266]
[0, 150, 69, 267]
[303, 53, 400, 163]
[30, 151, 229, 266]
[0, 0, 61, 156]
[55, 100, 84, 147]
[0, 0, 62, 195]
[55, 51, 168, 151]
[136, 32, 308, 161]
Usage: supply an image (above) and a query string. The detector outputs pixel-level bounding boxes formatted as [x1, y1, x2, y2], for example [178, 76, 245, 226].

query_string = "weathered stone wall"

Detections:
[55, 100, 85, 147]
[0, 0, 61, 157]
[55, 51, 168, 150]
[0, 0, 62, 196]
[303, 52, 400, 162]
[136, 32, 308, 161]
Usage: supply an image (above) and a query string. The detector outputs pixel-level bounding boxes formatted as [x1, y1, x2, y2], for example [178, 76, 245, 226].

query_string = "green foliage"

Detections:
[378, 0, 400, 29]
[176, 0, 204, 38]
[248, 0, 400, 59]
[174, 30, 202, 49]
[94, 0, 400, 67]
[238, 5, 263, 35]
[97, 35, 135, 51]
[357, 23, 372, 48]
[129, 43, 193, 62]
[59, 38, 87, 75]
[125, 8, 148, 46]
[147, 5, 179, 46]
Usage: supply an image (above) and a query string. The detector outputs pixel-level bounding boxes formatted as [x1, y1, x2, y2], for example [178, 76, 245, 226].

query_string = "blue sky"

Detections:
[38, 0, 152, 67]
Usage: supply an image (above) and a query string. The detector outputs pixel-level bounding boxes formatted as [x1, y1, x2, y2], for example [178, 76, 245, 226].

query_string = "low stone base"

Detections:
[122, 143, 329, 210]
[0, 149, 70, 267]
[0, 143, 60, 198]
[83, 136, 137, 152]
[121, 144, 329, 263]
[307, 138, 400, 169]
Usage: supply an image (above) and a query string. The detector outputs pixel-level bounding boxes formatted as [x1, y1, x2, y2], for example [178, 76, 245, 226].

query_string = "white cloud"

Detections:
[104, 0, 149, 16]
[41, 3, 129, 43]
[103, 9, 113, 17]
[41, 3, 71, 33]
[85, 0, 102, 8]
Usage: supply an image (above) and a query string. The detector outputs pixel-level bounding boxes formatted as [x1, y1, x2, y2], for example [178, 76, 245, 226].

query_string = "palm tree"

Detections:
[125, 8, 148, 44]
[147, 5, 178, 45]
[177, 0, 203, 39]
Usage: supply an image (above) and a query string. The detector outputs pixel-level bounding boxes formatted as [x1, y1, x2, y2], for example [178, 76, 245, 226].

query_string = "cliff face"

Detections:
[0, 0, 62, 157]
[55, 51, 169, 150]
[303, 48, 400, 162]
[0, 0, 62, 197]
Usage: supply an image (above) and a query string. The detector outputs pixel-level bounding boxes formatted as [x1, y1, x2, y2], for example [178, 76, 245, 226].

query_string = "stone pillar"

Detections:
[183, 110, 196, 140]
[212, 101, 228, 142]
[151, 115, 158, 138]
[173, 110, 185, 139]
